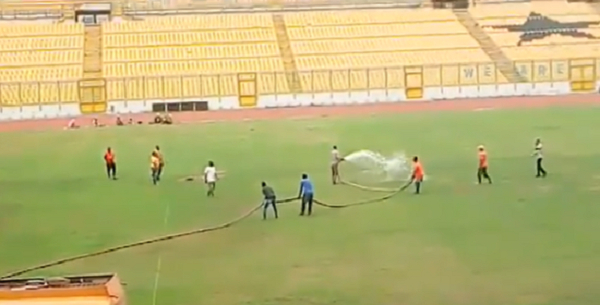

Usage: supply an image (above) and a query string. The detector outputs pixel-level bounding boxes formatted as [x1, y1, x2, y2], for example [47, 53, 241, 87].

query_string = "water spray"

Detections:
[342, 149, 413, 184]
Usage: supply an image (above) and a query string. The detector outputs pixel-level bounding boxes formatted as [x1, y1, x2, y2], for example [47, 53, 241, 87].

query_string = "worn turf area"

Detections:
[1, 97, 600, 305]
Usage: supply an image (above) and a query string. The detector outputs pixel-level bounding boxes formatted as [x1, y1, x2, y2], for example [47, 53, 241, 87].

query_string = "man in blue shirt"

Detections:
[298, 173, 314, 216]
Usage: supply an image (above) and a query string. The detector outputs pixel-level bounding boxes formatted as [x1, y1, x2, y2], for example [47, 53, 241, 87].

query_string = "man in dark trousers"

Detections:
[298, 173, 314, 216]
[533, 138, 547, 178]
[104, 147, 117, 180]
[261, 181, 278, 220]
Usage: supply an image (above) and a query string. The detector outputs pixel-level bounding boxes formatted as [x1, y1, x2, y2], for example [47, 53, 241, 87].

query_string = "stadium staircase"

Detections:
[453, 10, 527, 83]
[79, 25, 107, 114]
[272, 14, 304, 94]
[58, 5, 75, 23]
[112, 1, 123, 16]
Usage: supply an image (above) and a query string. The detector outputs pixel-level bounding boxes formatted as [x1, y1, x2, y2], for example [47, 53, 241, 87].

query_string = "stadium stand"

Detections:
[0, 22, 84, 105]
[284, 9, 498, 91]
[3, 0, 600, 106]
[102, 14, 288, 100]
[475, 5, 600, 57]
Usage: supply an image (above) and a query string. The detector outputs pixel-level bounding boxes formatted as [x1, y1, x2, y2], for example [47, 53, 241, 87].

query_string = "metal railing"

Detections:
[0, 57, 594, 107]
[0, 0, 540, 19]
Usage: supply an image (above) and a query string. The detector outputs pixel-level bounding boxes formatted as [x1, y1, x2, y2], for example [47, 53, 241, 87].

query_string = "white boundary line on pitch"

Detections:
[151, 201, 170, 305]
[472, 107, 496, 112]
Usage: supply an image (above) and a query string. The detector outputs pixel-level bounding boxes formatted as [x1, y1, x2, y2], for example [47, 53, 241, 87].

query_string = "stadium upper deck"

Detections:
[0, 0, 598, 104]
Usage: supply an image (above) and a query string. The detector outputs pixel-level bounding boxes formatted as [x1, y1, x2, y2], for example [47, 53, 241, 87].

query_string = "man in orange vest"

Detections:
[411, 156, 424, 194]
[477, 145, 492, 184]
[104, 147, 117, 180]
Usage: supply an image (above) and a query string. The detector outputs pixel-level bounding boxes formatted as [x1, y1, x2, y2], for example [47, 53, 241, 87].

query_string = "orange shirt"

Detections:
[104, 152, 115, 164]
[479, 151, 488, 168]
[151, 156, 160, 169]
[412, 161, 424, 180]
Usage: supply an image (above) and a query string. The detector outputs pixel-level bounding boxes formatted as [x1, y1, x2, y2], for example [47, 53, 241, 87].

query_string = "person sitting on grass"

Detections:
[66, 119, 79, 129]
[116, 116, 124, 126]
[152, 113, 164, 124]
[92, 118, 105, 127]
[163, 113, 173, 125]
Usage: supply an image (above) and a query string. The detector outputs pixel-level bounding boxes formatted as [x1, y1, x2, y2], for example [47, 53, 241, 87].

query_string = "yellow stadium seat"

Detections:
[284, 8, 494, 90]
[93, 5, 600, 100]
[103, 16, 287, 99]
[283, 9, 456, 26]
[469, 1, 598, 19]
[0, 23, 83, 106]
[0, 23, 83, 37]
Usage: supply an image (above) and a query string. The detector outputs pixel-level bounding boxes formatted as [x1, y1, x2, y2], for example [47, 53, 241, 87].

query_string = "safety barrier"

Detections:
[0, 57, 596, 120]
[0, 179, 409, 279]
[0, 0, 532, 18]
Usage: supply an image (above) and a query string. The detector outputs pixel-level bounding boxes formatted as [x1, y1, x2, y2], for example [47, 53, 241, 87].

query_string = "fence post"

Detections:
[18, 82, 23, 113]
[384, 67, 388, 98]
[37, 81, 41, 111]
[124, 78, 128, 104]
[141, 76, 145, 102]
[161, 76, 166, 101]
[328, 69, 333, 99]
[199, 74, 203, 99]
[180, 75, 184, 100]
[366, 68, 370, 95]
[274, 71, 278, 100]
[217, 74, 222, 104]
[57, 81, 62, 109]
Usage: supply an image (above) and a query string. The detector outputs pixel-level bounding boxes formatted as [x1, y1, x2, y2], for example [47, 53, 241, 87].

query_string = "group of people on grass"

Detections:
[100, 139, 548, 221]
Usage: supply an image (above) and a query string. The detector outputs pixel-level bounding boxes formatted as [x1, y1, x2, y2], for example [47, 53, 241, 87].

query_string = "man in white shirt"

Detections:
[533, 138, 547, 178]
[203, 160, 218, 197]
[331, 145, 345, 184]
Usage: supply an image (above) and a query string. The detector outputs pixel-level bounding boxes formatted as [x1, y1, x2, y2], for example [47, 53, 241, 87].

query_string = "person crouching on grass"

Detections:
[261, 181, 278, 220]
[204, 161, 218, 197]
[104, 147, 117, 180]
[150, 152, 160, 185]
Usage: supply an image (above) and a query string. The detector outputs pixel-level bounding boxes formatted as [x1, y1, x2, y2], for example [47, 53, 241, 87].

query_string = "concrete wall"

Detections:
[0, 81, 579, 121]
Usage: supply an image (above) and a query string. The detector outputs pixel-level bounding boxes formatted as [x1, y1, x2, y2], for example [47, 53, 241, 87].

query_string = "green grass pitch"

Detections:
[2, 106, 600, 305]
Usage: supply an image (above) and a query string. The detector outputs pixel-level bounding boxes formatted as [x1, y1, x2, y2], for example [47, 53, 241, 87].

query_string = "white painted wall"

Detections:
[0, 82, 575, 121]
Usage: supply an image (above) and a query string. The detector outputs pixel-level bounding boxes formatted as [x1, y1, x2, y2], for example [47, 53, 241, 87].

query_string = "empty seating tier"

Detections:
[473, 1, 600, 78]
[0, 23, 84, 106]
[102, 14, 288, 100]
[0, 0, 116, 12]
[284, 9, 492, 91]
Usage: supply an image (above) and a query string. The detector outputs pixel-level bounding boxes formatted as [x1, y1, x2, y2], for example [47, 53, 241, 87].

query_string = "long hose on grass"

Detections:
[0, 179, 409, 280]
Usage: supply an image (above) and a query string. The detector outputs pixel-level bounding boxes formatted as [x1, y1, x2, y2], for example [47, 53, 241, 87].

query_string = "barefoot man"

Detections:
[150, 151, 160, 185]
[104, 147, 117, 180]
[477, 145, 492, 184]
[331, 145, 345, 184]
[410, 156, 424, 194]
[203, 161, 218, 197]
[533, 138, 547, 178]
[154, 145, 165, 181]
